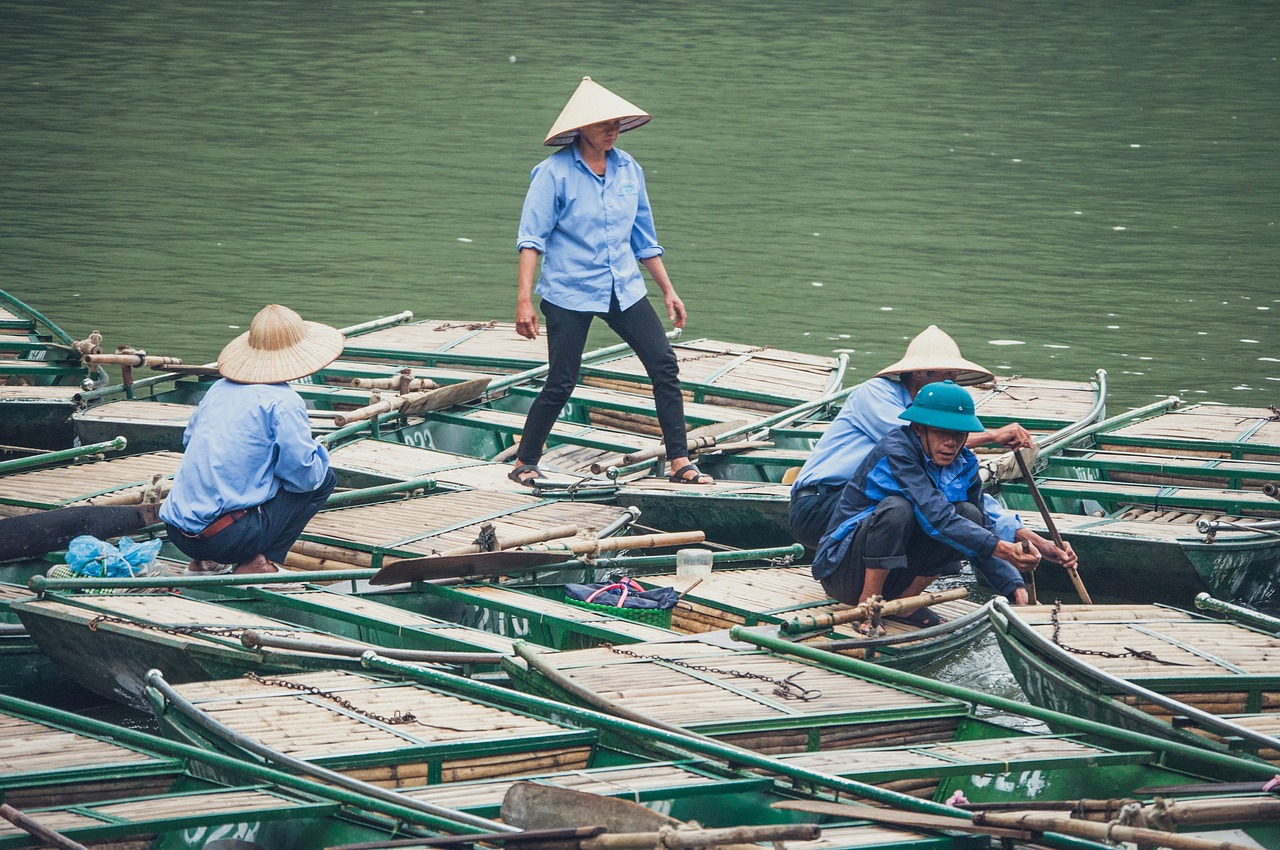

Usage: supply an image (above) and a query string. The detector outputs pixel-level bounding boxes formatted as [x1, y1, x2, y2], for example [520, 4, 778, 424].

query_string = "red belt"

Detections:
[197, 508, 250, 539]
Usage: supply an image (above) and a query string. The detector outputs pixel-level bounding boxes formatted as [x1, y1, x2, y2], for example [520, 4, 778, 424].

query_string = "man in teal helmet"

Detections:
[811, 381, 1076, 631]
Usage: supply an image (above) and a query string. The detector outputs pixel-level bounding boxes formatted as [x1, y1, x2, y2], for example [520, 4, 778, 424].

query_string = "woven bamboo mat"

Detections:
[657, 566, 979, 641]
[18, 592, 370, 651]
[775, 735, 1106, 776]
[0, 385, 80, 399]
[328, 439, 588, 489]
[1103, 405, 1280, 449]
[344, 320, 546, 364]
[171, 670, 576, 758]
[0, 451, 179, 507]
[536, 639, 943, 727]
[302, 491, 626, 555]
[584, 339, 838, 408]
[968, 377, 1099, 423]
[1018, 604, 1280, 678]
[0, 789, 293, 837]
[0, 713, 161, 775]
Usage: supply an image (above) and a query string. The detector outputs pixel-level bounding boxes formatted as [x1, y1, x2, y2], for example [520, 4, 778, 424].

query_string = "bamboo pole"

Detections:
[580, 824, 819, 850]
[972, 810, 1261, 850]
[82, 353, 183, 369]
[0, 804, 89, 850]
[781, 588, 968, 635]
[1014, 448, 1092, 604]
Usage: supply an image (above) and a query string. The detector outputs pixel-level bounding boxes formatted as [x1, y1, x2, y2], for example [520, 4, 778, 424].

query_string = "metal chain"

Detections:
[434, 320, 497, 332]
[87, 614, 250, 638]
[676, 345, 768, 364]
[767, 554, 796, 567]
[244, 672, 418, 725]
[605, 644, 822, 701]
[1049, 602, 1190, 666]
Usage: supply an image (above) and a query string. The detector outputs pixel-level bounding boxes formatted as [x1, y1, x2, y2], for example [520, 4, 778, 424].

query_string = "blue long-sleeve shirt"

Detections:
[159, 379, 329, 534]
[792, 375, 1020, 540]
[516, 144, 663, 312]
[812, 425, 1024, 597]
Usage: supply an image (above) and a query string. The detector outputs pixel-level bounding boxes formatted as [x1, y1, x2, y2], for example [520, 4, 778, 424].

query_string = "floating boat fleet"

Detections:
[1, 288, 1278, 849]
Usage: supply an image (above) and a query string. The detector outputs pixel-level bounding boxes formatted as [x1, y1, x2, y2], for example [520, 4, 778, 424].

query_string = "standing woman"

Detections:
[511, 76, 712, 486]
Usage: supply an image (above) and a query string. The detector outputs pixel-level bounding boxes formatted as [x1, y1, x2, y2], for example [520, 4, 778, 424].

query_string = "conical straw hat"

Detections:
[875, 325, 994, 386]
[544, 76, 651, 146]
[217, 304, 344, 384]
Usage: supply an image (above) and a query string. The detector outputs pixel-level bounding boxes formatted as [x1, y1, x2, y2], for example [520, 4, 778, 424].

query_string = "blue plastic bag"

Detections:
[65, 535, 163, 578]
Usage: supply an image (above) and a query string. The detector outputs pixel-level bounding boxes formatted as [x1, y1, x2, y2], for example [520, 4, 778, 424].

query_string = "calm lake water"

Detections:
[2, 0, 1276, 413]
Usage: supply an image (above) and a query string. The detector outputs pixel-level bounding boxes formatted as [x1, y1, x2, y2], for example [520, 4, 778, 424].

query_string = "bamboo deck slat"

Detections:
[541, 641, 943, 728]
[0, 789, 296, 837]
[0, 715, 160, 774]
[172, 671, 591, 781]
[328, 439, 589, 489]
[0, 451, 181, 505]
[789, 823, 950, 849]
[618, 478, 789, 497]
[1020, 605, 1280, 679]
[1102, 405, 1280, 449]
[0, 385, 81, 399]
[75, 399, 196, 423]
[967, 378, 1099, 423]
[774, 735, 1106, 776]
[301, 491, 625, 556]
[344, 320, 545, 363]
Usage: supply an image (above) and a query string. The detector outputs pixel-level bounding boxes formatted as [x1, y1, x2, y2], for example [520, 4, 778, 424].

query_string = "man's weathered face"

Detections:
[916, 424, 966, 466]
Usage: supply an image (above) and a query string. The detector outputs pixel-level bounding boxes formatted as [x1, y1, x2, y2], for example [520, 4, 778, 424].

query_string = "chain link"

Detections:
[244, 672, 418, 725]
[1049, 602, 1190, 666]
[675, 345, 768, 364]
[605, 644, 821, 701]
[434, 320, 497, 332]
[87, 614, 250, 638]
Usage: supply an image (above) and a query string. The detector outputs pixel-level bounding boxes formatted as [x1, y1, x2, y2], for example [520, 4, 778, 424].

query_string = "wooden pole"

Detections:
[1013, 448, 1093, 604]
[973, 810, 1261, 850]
[781, 588, 968, 635]
[0, 804, 89, 850]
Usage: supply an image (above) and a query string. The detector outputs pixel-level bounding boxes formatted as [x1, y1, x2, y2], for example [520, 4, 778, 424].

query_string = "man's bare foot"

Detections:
[231, 554, 281, 575]
[185, 559, 233, 575]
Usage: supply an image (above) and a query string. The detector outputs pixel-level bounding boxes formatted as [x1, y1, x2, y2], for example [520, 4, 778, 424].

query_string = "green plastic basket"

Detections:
[563, 594, 674, 628]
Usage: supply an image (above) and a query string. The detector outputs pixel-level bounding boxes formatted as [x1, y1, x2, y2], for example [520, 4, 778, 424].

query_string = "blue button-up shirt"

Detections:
[516, 144, 664, 312]
[159, 379, 330, 534]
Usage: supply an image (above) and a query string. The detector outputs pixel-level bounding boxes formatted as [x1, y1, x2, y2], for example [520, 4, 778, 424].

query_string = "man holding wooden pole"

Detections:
[811, 381, 1076, 632]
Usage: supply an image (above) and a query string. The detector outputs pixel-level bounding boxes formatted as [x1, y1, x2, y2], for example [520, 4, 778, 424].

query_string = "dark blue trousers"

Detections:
[166, 468, 336, 565]
[517, 294, 687, 466]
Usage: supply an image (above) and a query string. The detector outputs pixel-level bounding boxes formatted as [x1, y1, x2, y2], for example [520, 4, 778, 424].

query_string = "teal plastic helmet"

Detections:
[899, 380, 985, 433]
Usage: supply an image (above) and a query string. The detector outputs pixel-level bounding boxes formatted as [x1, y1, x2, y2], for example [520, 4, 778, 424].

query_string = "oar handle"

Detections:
[522, 530, 705, 556]
[1013, 448, 1092, 605]
[782, 588, 968, 635]
[0, 804, 88, 850]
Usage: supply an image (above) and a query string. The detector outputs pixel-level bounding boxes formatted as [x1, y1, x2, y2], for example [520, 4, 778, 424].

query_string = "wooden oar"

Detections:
[771, 800, 1031, 841]
[0, 502, 162, 561]
[332, 377, 491, 426]
[780, 587, 968, 635]
[502, 782, 817, 850]
[369, 550, 576, 585]
[0, 804, 88, 850]
[369, 531, 706, 584]
[591, 420, 752, 473]
[1013, 447, 1093, 604]
[972, 809, 1261, 850]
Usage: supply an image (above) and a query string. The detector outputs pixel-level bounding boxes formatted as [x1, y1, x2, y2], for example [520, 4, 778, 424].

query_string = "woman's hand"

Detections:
[516, 298, 539, 339]
[665, 291, 687, 329]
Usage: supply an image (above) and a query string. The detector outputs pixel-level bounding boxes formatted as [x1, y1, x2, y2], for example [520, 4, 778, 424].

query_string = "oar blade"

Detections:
[502, 781, 681, 832]
[369, 550, 574, 585]
[401, 377, 491, 414]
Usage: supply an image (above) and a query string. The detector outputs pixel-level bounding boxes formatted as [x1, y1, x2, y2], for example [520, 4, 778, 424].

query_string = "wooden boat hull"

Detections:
[989, 601, 1280, 764]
